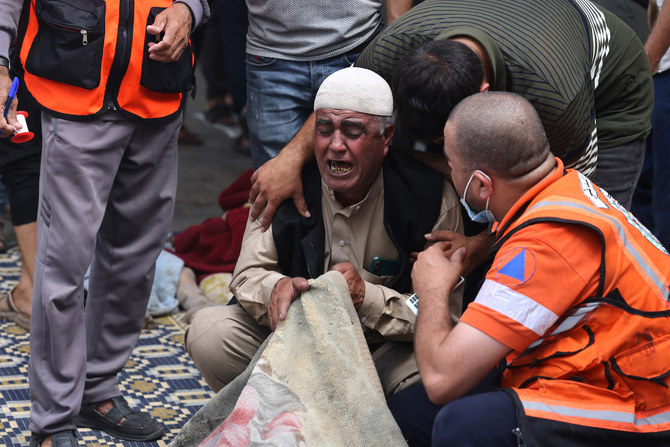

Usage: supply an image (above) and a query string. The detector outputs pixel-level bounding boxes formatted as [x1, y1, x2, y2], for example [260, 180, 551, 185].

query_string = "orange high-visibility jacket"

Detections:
[19, 0, 193, 121]
[467, 160, 670, 445]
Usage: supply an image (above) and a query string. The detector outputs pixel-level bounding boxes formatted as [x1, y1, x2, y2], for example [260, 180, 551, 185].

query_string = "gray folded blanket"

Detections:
[169, 270, 408, 446]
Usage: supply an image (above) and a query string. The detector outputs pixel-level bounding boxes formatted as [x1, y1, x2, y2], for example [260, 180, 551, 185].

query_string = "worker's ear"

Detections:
[472, 170, 493, 201]
[479, 81, 490, 93]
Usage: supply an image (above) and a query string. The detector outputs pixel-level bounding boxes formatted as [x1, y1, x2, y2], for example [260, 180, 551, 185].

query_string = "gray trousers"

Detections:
[29, 111, 181, 435]
[185, 303, 421, 398]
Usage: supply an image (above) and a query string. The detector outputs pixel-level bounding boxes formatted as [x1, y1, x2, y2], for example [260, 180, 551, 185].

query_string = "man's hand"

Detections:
[330, 262, 365, 309]
[0, 67, 19, 138]
[412, 242, 466, 304]
[249, 150, 310, 231]
[147, 2, 192, 62]
[423, 230, 493, 276]
[268, 277, 310, 330]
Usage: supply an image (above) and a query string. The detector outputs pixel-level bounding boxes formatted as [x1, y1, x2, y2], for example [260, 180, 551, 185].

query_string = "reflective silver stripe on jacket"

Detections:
[522, 400, 670, 426]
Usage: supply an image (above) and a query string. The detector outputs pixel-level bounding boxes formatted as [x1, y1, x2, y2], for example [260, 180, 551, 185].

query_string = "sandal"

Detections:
[75, 396, 164, 441]
[29, 430, 79, 447]
[0, 288, 30, 330]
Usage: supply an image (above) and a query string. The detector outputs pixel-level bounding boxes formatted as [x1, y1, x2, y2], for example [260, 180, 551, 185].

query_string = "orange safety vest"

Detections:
[490, 163, 670, 445]
[19, 0, 193, 121]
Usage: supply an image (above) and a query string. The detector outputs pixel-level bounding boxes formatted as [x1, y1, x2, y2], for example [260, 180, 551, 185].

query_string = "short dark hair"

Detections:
[449, 92, 550, 179]
[392, 39, 484, 141]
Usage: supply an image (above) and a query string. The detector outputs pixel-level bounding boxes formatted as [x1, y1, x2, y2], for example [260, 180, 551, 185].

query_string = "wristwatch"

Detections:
[0, 55, 9, 69]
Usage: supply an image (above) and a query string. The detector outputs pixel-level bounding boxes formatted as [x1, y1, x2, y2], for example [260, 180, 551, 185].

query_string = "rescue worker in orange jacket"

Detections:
[0, 1, 209, 446]
[408, 91, 670, 446]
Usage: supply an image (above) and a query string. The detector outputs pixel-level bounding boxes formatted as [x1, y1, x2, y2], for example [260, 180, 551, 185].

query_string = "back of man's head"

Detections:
[447, 92, 550, 180]
[393, 39, 484, 142]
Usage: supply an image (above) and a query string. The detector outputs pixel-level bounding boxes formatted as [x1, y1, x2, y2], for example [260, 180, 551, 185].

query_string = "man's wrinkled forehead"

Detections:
[315, 109, 379, 134]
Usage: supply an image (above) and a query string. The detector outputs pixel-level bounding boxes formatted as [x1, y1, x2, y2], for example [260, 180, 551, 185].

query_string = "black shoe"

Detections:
[75, 396, 164, 441]
[29, 430, 78, 447]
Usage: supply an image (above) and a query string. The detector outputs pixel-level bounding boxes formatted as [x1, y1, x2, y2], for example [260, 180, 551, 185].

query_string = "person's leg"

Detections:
[70, 115, 181, 442]
[218, 0, 249, 152]
[650, 71, 670, 249]
[591, 138, 646, 210]
[246, 57, 314, 169]
[432, 391, 518, 447]
[3, 152, 40, 318]
[387, 383, 444, 447]
[186, 303, 270, 392]
[192, 0, 242, 139]
[199, 0, 230, 103]
[82, 115, 181, 403]
[11, 221, 36, 316]
[631, 139, 654, 231]
[218, 0, 248, 115]
[0, 181, 8, 253]
[177, 266, 214, 322]
[388, 366, 503, 446]
[371, 341, 420, 398]
[0, 103, 41, 320]
[29, 114, 133, 436]
[245, 49, 361, 170]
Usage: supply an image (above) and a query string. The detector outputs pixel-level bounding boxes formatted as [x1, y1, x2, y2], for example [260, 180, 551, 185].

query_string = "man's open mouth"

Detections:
[329, 160, 353, 174]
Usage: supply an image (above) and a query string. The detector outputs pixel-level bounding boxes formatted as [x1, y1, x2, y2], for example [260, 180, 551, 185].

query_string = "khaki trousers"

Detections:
[186, 303, 420, 397]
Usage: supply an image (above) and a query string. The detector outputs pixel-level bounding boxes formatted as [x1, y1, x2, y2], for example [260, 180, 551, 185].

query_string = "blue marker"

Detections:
[4, 77, 19, 120]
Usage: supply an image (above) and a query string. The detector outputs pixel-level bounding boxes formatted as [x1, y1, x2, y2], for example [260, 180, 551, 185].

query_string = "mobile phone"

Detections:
[368, 256, 401, 276]
[405, 275, 465, 315]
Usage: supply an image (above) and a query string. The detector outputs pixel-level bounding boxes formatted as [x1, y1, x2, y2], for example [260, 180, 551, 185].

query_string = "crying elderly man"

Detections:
[185, 66, 463, 398]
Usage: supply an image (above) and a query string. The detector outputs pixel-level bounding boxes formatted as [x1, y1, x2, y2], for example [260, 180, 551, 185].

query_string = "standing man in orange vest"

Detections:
[0, 1, 209, 446]
[404, 91, 670, 446]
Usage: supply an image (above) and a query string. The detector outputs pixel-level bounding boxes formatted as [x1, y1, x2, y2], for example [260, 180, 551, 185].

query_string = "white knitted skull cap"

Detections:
[314, 67, 393, 116]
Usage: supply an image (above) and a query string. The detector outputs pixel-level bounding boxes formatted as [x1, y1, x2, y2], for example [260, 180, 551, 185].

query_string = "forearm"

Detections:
[358, 283, 415, 340]
[646, 0, 670, 72]
[230, 267, 285, 327]
[175, 0, 209, 30]
[414, 286, 454, 401]
[385, 0, 413, 23]
[0, 0, 22, 59]
[229, 215, 285, 326]
[281, 113, 317, 167]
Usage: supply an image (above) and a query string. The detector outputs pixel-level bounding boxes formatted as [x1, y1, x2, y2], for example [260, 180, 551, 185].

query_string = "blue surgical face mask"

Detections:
[460, 170, 496, 223]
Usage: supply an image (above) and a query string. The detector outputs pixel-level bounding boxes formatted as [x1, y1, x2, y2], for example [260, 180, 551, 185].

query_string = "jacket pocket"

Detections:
[610, 332, 670, 410]
[26, 0, 105, 90]
[140, 7, 194, 94]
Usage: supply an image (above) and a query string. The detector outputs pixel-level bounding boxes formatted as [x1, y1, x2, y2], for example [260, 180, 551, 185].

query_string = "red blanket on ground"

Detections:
[173, 169, 252, 278]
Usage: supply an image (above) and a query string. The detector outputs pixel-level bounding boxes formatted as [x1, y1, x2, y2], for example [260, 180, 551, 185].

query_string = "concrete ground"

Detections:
[171, 82, 253, 232]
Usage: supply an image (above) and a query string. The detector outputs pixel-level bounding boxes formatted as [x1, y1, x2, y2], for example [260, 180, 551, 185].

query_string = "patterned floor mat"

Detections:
[0, 248, 214, 446]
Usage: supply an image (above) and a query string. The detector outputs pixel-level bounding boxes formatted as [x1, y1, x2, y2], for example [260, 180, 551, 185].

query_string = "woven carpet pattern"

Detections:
[0, 248, 214, 446]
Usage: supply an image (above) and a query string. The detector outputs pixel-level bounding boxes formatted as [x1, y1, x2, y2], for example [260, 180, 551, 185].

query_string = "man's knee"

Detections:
[372, 341, 420, 397]
[186, 304, 268, 392]
[432, 391, 518, 447]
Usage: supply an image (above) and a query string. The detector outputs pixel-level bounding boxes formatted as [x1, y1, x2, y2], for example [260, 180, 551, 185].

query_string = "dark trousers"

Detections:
[388, 366, 517, 447]
[389, 385, 518, 447]
[631, 70, 670, 251]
